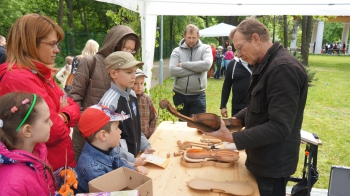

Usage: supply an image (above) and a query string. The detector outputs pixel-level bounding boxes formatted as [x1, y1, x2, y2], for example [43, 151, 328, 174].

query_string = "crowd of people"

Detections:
[323, 41, 346, 54]
[0, 14, 308, 196]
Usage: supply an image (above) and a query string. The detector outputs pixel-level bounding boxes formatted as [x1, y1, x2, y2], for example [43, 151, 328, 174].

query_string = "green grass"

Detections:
[150, 55, 350, 189]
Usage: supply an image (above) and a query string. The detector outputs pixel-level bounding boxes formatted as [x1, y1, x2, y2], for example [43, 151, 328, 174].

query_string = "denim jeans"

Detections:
[173, 91, 206, 117]
[254, 174, 290, 196]
[214, 61, 222, 79]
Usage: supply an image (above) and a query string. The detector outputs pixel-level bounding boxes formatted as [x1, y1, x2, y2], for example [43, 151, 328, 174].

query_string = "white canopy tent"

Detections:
[199, 23, 236, 37]
[96, 0, 350, 91]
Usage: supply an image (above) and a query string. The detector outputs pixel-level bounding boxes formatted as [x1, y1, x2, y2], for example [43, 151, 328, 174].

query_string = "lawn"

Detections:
[150, 55, 350, 189]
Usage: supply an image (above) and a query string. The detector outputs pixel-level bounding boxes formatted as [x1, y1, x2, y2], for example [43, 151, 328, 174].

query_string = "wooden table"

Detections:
[146, 121, 259, 196]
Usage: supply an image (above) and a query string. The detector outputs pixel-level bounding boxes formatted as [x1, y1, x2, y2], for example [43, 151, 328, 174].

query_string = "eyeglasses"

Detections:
[236, 39, 250, 54]
[38, 41, 59, 49]
[123, 47, 136, 54]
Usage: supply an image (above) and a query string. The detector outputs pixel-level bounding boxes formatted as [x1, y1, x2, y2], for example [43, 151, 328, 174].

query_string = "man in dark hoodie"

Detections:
[69, 25, 142, 162]
[169, 24, 213, 117]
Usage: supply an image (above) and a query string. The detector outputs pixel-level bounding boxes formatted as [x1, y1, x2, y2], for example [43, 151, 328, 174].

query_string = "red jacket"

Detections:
[211, 46, 216, 62]
[0, 62, 80, 170]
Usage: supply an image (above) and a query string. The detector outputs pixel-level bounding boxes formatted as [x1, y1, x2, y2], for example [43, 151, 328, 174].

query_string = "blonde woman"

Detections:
[64, 40, 99, 91]
[71, 39, 99, 75]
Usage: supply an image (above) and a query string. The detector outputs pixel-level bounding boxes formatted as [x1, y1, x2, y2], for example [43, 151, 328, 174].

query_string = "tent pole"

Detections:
[159, 15, 164, 84]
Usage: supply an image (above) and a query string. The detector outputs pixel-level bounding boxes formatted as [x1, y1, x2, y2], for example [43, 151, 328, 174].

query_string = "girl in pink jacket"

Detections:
[0, 92, 70, 195]
[0, 93, 55, 195]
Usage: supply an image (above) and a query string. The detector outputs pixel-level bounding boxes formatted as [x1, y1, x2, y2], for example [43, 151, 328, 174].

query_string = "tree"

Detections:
[301, 16, 313, 66]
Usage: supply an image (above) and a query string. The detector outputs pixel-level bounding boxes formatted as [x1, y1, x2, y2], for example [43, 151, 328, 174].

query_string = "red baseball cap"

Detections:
[78, 104, 130, 138]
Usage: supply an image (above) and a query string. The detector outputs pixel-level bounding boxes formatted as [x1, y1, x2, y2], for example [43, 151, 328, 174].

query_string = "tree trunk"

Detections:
[301, 16, 313, 66]
[65, 0, 75, 56]
[58, 0, 64, 27]
[76, 0, 90, 38]
[283, 15, 288, 48]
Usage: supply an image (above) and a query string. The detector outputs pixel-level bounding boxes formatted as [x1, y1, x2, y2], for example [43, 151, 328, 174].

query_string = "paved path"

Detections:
[150, 58, 170, 88]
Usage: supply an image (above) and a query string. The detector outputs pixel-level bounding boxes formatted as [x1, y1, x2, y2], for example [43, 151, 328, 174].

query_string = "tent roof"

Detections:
[199, 23, 236, 37]
[97, 0, 350, 16]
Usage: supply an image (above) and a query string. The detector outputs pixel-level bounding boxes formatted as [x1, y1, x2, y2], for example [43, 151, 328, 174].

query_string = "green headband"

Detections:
[16, 94, 37, 132]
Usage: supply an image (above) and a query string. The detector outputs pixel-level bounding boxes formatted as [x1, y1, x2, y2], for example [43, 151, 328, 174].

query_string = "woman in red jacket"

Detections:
[0, 13, 80, 171]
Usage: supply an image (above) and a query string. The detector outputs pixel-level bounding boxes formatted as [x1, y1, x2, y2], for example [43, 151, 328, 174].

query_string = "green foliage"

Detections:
[0, 0, 32, 35]
[150, 78, 179, 123]
[323, 22, 344, 44]
[305, 66, 317, 83]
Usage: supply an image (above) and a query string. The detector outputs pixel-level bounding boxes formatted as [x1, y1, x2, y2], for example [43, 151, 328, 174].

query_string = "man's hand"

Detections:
[135, 166, 148, 175]
[143, 148, 155, 154]
[221, 108, 228, 118]
[178, 62, 182, 67]
[134, 157, 147, 166]
[200, 119, 234, 143]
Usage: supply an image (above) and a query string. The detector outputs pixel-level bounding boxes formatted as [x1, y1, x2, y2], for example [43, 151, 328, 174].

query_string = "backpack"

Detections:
[64, 56, 81, 91]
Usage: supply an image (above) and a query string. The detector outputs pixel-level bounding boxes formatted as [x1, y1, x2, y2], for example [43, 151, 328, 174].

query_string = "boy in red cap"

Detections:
[75, 104, 148, 193]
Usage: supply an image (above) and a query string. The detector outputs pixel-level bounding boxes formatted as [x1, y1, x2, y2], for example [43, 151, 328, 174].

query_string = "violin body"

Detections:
[159, 99, 242, 132]
[186, 149, 239, 163]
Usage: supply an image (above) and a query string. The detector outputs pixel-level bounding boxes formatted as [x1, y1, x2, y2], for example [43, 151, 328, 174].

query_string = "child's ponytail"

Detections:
[0, 127, 15, 150]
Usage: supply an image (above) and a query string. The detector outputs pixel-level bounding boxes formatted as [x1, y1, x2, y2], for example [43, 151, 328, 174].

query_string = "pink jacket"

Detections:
[224, 51, 234, 60]
[0, 142, 56, 195]
[0, 62, 80, 170]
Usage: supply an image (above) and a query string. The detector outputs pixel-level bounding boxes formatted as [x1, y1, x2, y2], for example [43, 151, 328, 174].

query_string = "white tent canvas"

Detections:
[199, 23, 236, 37]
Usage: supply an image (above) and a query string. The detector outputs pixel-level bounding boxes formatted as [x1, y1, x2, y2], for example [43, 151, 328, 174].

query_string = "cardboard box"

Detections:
[88, 167, 153, 196]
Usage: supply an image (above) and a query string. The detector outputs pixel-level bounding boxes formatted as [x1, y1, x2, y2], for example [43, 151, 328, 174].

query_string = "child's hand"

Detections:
[135, 166, 148, 175]
[58, 184, 74, 196]
[59, 169, 78, 189]
[144, 148, 155, 154]
[134, 157, 147, 166]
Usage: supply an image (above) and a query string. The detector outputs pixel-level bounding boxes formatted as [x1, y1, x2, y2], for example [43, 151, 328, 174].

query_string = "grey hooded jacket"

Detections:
[169, 38, 213, 95]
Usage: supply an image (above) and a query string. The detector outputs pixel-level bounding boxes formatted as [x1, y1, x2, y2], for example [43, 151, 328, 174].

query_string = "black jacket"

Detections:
[0, 46, 6, 64]
[99, 82, 151, 159]
[220, 58, 252, 116]
[233, 42, 308, 178]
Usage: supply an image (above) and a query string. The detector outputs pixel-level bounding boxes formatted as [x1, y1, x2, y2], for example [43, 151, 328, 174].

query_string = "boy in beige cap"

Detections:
[99, 51, 155, 167]
[131, 68, 158, 139]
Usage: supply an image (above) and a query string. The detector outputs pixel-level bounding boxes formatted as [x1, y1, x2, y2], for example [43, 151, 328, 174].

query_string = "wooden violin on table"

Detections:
[159, 99, 242, 132]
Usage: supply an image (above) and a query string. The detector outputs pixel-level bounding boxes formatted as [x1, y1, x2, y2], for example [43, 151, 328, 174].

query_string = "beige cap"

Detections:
[105, 51, 144, 73]
[135, 68, 148, 78]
